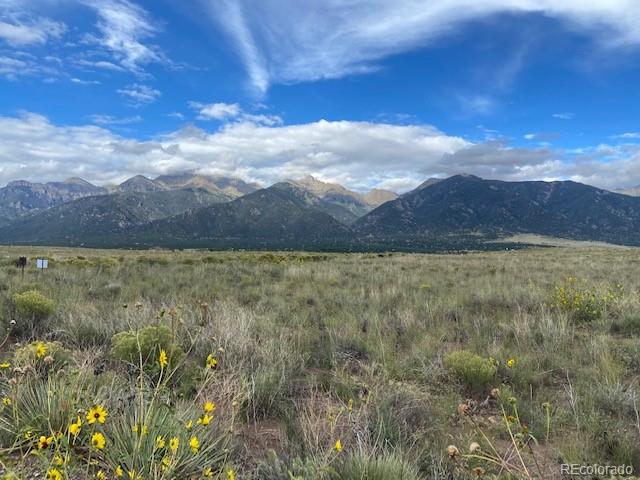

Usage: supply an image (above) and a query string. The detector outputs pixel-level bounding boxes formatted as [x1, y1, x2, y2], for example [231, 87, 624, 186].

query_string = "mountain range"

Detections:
[0, 173, 639, 251]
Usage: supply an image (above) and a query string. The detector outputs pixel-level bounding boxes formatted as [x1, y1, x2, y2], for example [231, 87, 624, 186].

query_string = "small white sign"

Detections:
[36, 259, 48, 269]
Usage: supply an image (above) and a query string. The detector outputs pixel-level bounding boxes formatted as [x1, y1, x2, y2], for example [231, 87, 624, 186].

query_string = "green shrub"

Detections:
[444, 350, 496, 392]
[336, 452, 420, 480]
[12, 290, 55, 320]
[110, 325, 184, 370]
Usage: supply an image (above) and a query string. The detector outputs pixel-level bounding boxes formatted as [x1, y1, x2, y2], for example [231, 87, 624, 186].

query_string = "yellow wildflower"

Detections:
[228, 469, 235, 480]
[507, 358, 516, 368]
[169, 437, 179, 452]
[91, 432, 106, 450]
[185, 419, 193, 431]
[35, 342, 47, 359]
[203, 401, 215, 413]
[0, 362, 10, 369]
[206, 354, 217, 369]
[159, 349, 168, 369]
[189, 435, 200, 454]
[162, 456, 171, 468]
[197, 414, 212, 426]
[203, 467, 214, 477]
[46, 468, 63, 480]
[53, 454, 65, 466]
[69, 416, 82, 436]
[334, 439, 343, 453]
[2, 397, 11, 406]
[156, 435, 166, 449]
[96, 470, 106, 480]
[87, 405, 108, 424]
[115, 466, 124, 477]
[38, 435, 53, 449]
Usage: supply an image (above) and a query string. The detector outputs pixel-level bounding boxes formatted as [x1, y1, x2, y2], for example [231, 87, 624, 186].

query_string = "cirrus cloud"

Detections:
[205, 0, 640, 95]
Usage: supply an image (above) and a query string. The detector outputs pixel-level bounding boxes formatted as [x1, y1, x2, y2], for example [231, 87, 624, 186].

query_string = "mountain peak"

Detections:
[63, 177, 93, 186]
[119, 175, 165, 193]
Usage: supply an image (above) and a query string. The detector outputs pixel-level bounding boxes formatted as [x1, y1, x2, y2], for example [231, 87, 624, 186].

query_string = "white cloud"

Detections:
[191, 102, 241, 120]
[0, 18, 66, 47]
[1, 111, 639, 192]
[205, 0, 640, 94]
[612, 132, 640, 140]
[189, 101, 283, 125]
[71, 77, 101, 85]
[82, 0, 166, 75]
[552, 112, 575, 120]
[117, 83, 161, 105]
[456, 94, 496, 116]
[74, 59, 127, 72]
[0, 54, 59, 79]
[89, 114, 142, 125]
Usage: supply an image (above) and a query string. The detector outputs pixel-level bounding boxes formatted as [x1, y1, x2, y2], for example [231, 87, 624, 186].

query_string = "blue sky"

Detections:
[1, 0, 640, 192]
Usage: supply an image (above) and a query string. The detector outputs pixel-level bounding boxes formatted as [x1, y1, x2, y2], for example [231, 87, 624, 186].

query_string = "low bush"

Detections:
[11, 290, 55, 337]
[12, 290, 55, 320]
[444, 350, 496, 393]
[110, 325, 184, 371]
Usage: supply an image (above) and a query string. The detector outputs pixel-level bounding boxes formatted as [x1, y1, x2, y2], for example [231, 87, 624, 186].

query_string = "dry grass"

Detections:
[0, 246, 638, 478]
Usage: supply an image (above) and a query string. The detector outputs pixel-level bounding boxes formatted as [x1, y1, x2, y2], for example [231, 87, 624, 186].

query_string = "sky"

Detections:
[1, 0, 640, 192]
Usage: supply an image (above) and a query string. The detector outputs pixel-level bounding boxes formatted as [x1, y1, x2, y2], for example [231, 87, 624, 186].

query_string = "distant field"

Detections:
[0, 246, 639, 479]
[497, 234, 631, 249]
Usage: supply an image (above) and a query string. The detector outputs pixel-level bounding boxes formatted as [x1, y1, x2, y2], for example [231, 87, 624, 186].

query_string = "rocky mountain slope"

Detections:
[356, 174, 640, 245]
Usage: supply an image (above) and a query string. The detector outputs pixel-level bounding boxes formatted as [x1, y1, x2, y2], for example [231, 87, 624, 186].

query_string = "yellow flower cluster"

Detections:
[550, 277, 622, 323]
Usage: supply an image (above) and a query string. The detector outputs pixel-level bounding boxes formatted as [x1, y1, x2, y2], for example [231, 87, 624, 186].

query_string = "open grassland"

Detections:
[0, 246, 639, 479]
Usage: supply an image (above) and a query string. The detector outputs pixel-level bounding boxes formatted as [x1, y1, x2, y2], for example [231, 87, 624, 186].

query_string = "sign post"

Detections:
[36, 258, 48, 275]
[17, 256, 26, 279]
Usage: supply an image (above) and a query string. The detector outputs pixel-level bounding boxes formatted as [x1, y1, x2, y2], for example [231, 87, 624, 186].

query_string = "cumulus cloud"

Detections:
[206, 0, 640, 94]
[117, 83, 161, 105]
[1, 112, 638, 192]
